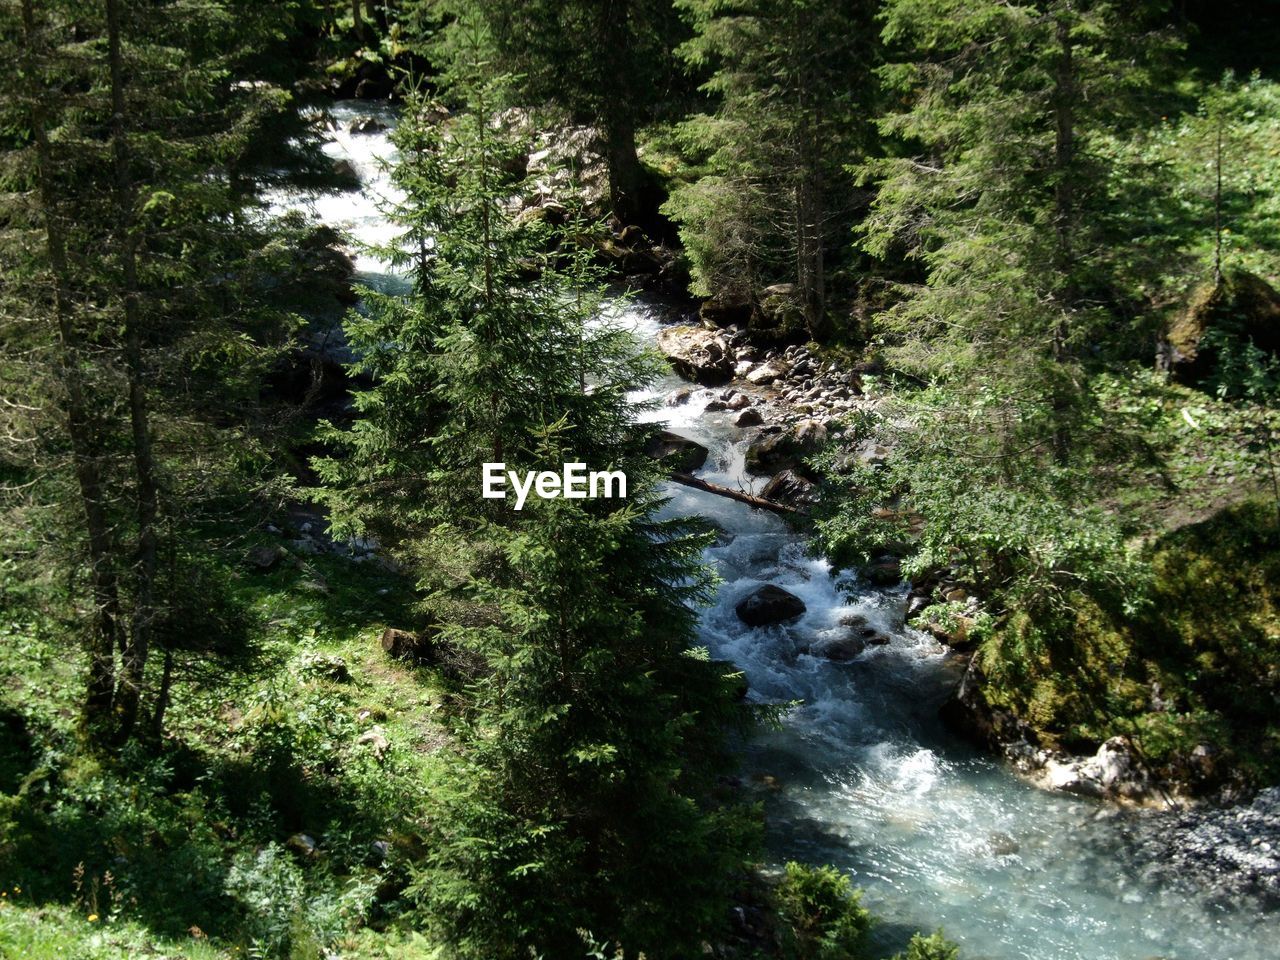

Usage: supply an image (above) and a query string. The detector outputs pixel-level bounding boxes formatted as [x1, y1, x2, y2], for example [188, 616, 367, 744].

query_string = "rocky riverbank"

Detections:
[651, 309, 1269, 816]
[1118, 786, 1280, 906]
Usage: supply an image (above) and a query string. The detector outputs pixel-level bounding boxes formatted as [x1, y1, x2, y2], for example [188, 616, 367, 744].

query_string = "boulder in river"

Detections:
[349, 115, 388, 134]
[864, 557, 902, 586]
[735, 408, 764, 427]
[656, 325, 734, 384]
[1041, 737, 1152, 801]
[759, 468, 817, 509]
[812, 634, 865, 662]
[645, 430, 709, 472]
[745, 419, 828, 476]
[700, 292, 755, 328]
[745, 359, 791, 385]
[666, 386, 694, 407]
[736, 584, 807, 626]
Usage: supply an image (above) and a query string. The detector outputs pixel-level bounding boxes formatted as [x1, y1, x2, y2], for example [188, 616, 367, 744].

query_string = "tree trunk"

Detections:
[669, 472, 802, 516]
[795, 176, 828, 341]
[150, 647, 175, 740]
[599, 1, 644, 224]
[107, 0, 160, 741]
[792, 3, 828, 341]
[1050, 10, 1077, 465]
[604, 114, 644, 225]
[21, 0, 121, 730]
[352, 0, 364, 40]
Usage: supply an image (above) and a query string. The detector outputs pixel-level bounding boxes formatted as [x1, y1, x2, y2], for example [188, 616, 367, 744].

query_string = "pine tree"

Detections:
[666, 0, 879, 340]
[861, 0, 1174, 462]
[315, 25, 660, 552]
[817, 2, 1176, 641]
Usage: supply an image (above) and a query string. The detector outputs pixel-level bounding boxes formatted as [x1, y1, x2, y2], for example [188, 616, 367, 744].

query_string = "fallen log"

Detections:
[669, 472, 804, 515]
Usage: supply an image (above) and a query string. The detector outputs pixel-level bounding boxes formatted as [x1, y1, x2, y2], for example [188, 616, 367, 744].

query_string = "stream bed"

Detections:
[282, 100, 1277, 960]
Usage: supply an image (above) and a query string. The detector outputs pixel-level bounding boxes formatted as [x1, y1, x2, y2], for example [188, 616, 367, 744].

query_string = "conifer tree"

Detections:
[316, 25, 756, 957]
[666, 0, 878, 340]
[861, 0, 1174, 462]
[431, 0, 690, 224]
[1, 0, 317, 741]
[818, 2, 1174, 646]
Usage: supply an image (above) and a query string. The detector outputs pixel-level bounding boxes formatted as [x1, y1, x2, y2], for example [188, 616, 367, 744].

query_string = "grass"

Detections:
[0, 531, 451, 958]
[0, 900, 231, 960]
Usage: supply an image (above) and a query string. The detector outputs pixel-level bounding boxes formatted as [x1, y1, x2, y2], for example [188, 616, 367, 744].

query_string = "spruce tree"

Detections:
[431, 0, 691, 224]
[818, 2, 1174, 644]
[666, 0, 879, 340]
[861, 0, 1174, 461]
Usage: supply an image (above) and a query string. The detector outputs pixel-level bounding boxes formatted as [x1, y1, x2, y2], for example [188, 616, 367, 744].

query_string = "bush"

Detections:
[893, 930, 960, 960]
[774, 862, 872, 960]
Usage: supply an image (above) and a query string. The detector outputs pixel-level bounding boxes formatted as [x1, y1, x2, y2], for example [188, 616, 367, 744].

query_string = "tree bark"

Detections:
[599, 0, 645, 224]
[792, 2, 828, 341]
[21, 0, 121, 728]
[150, 647, 174, 740]
[107, 0, 160, 741]
[669, 473, 803, 516]
[1050, 10, 1077, 465]
[604, 115, 644, 225]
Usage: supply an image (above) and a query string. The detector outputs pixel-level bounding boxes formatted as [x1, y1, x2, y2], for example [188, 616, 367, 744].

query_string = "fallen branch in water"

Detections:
[669, 472, 803, 516]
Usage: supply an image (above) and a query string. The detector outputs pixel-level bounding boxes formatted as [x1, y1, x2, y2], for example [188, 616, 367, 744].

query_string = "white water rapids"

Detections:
[272, 100, 1277, 960]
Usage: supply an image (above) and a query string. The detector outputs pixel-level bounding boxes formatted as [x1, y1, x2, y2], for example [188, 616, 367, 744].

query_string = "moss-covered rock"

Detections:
[974, 499, 1280, 792]
[1163, 269, 1280, 384]
[750, 283, 808, 344]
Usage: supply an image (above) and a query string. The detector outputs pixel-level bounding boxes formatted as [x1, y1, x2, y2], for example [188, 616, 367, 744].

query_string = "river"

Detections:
[277, 99, 1277, 960]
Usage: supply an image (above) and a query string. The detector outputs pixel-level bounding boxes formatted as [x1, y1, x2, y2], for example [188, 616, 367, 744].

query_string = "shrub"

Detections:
[893, 930, 960, 960]
[774, 862, 872, 960]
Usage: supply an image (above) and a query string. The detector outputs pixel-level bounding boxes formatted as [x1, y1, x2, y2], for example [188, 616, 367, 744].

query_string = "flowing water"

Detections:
[276, 101, 1278, 960]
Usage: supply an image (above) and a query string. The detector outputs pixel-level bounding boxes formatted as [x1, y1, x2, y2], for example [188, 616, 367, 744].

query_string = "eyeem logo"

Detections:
[482, 462, 627, 510]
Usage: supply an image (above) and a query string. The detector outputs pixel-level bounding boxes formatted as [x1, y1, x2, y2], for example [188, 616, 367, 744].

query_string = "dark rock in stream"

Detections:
[759, 469, 817, 510]
[348, 115, 388, 134]
[811, 635, 865, 662]
[736, 585, 807, 627]
[700, 292, 755, 328]
[645, 430, 709, 472]
[745, 419, 827, 476]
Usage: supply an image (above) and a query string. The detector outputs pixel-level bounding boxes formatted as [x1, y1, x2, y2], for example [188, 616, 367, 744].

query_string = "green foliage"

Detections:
[773, 862, 872, 960]
[978, 499, 1280, 780]
[1127, 74, 1280, 284]
[815, 394, 1151, 631]
[864, 0, 1178, 421]
[892, 931, 961, 960]
[0, 0, 335, 741]
[314, 36, 757, 960]
[314, 55, 658, 554]
[666, 0, 878, 338]
[431, 0, 691, 219]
